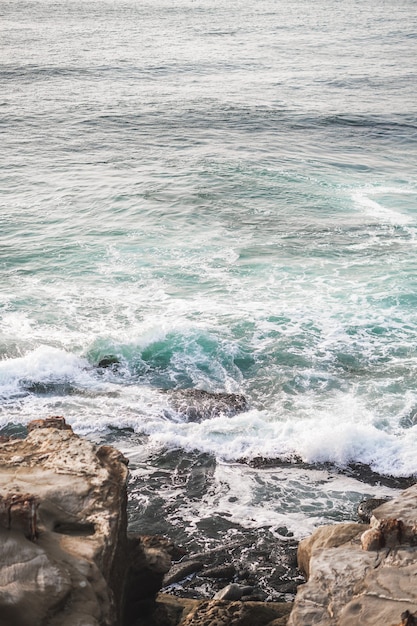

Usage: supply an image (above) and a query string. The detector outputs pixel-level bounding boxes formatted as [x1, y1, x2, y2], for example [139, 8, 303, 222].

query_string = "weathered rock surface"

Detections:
[289, 484, 417, 625]
[179, 598, 291, 626]
[0, 419, 294, 626]
[0, 416, 129, 626]
[165, 389, 248, 421]
[131, 594, 293, 626]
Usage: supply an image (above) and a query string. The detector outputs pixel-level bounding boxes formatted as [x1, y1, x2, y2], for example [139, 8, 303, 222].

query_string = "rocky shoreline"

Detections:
[1, 417, 417, 626]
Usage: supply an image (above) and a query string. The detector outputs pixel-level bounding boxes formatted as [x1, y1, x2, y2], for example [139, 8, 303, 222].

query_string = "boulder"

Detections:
[178, 599, 292, 626]
[165, 389, 248, 422]
[213, 583, 254, 600]
[97, 356, 120, 369]
[296, 522, 366, 578]
[0, 416, 128, 626]
[289, 484, 417, 625]
[163, 560, 204, 587]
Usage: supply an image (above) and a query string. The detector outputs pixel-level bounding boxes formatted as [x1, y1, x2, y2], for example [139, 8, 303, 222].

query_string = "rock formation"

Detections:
[6, 416, 417, 626]
[165, 389, 248, 421]
[0, 417, 293, 626]
[0, 416, 129, 626]
[289, 485, 417, 625]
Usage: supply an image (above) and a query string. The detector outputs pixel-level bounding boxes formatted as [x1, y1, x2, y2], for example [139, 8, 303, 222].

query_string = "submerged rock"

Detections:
[97, 355, 121, 369]
[165, 389, 248, 422]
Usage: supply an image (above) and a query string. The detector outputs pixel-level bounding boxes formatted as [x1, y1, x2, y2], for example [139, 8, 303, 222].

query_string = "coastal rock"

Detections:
[289, 485, 417, 625]
[97, 356, 121, 369]
[0, 416, 129, 626]
[179, 599, 292, 626]
[357, 497, 391, 523]
[131, 594, 292, 626]
[163, 560, 204, 587]
[296, 522, 366, 578]
[200, 564, 236, 580]
[213, 583, 254, 600]
[165, 389, 248, 422]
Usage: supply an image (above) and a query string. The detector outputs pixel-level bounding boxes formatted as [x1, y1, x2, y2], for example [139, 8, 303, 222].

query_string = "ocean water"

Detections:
[1, 0, 417, 592]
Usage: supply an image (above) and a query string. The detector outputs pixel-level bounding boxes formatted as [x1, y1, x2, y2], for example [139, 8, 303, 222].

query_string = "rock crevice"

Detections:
[0, 418, 293, 626]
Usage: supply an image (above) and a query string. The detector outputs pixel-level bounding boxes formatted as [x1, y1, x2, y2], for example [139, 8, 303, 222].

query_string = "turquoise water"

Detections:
[1, 0, 417, 546]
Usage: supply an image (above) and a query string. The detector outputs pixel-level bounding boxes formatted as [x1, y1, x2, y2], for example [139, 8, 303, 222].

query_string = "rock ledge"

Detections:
[0, 417, 128, 626]
[289, 484, 417, 625]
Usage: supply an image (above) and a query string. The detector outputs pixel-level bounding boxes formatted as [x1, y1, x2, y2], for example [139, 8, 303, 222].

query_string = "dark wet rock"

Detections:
[243, 457, 415, 489]
[97, 355, 120, 369]
[200, 564, 236, 580]
[213, 583, 254, 600]
[395, 610, 417, 626]
[163, 560, 204, 587]
[357, 496, 392, 523]
[344, 463, 415, 489]
[276, 526, 294, 538]
[124, 535, 173, 624]
[165, 389, 248, 422]
[22, 380, 78, 395]
[274, 581, 299, 595]
[170, 534, 301, 603]
[127, 445, 303, 604]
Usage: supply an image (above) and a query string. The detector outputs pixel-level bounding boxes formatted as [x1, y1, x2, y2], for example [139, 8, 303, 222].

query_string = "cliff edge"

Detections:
[289, 484, 417, 625]
[0, 417, 129, 626]
[0, 418, 293, 626]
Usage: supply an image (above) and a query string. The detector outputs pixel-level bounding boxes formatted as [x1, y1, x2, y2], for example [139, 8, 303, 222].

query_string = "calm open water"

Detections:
[1, 0, 417, 593]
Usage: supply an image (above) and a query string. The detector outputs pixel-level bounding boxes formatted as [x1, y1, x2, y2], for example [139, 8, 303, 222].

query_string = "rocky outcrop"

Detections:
[0, 418, 294, 626]
[178, 598, 291, 626]
[131, 594, 293, 626]
[165, 389, 248, 421]
[289, 484, 417, 625]
[0, 416, 129, 626]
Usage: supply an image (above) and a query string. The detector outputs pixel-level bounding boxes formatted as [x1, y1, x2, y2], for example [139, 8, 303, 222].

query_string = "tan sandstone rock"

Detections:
[0, 417, 129, 626]
[129, 594, 293, 626]
[289, 485, 417, 625]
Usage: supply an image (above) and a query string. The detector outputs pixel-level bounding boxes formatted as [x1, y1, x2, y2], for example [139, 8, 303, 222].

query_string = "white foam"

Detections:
[1, 337, 416, 480]
[128, 458, 401, 539]
[352, 186, 415, 225]
[0, 346, 90, 399]
[128, 403, 417, 478]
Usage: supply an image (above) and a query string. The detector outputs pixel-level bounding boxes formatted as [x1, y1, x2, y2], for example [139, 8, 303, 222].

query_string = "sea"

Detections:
[1, 0, 417, 599]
